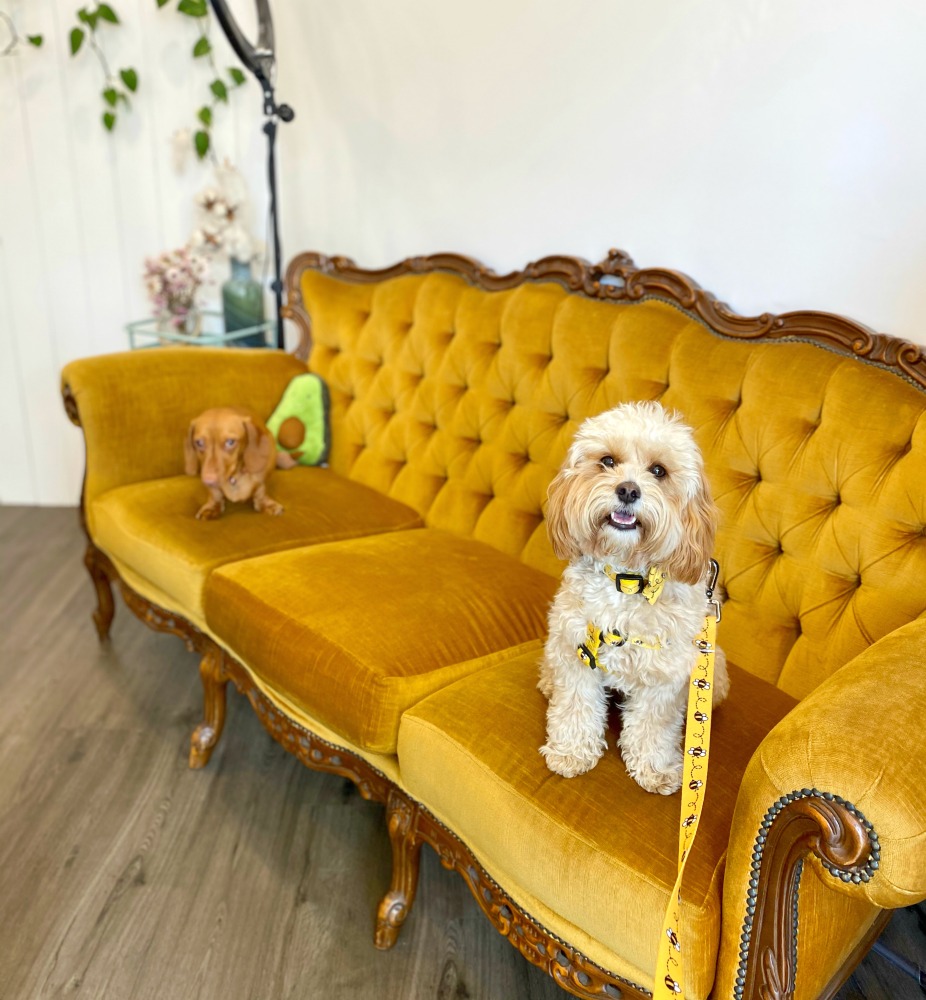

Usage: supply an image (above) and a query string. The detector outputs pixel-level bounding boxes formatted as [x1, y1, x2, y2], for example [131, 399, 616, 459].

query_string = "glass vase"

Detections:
[222, 257, 265, 347]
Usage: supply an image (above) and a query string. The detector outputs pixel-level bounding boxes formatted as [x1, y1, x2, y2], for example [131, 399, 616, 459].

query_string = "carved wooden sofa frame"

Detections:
[64, 247, 924, 1000]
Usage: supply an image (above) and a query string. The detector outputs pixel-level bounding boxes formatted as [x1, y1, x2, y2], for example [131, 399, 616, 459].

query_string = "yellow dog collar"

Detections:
[602, 565, 667, 604]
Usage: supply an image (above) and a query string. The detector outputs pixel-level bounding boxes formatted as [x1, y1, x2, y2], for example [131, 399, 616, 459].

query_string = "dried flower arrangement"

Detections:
[143, 246, 210, 333]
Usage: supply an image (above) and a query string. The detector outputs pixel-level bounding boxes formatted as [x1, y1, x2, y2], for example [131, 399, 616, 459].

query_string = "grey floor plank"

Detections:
[0, 505, 923, 1000]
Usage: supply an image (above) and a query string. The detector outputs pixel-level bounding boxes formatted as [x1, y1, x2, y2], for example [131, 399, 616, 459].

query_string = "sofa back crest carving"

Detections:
[284, 251, 926, 702]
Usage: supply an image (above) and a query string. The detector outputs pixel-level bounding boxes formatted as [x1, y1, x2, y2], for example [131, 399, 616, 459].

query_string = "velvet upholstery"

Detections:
[301, 270, 926, 700]
[204, 530, 557, 753]
[91, 468, 421, 622]
[398, 651, 797, 999]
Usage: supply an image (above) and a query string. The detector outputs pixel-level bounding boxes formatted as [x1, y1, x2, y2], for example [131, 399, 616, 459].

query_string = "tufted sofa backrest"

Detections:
[288, 252, 926, 700]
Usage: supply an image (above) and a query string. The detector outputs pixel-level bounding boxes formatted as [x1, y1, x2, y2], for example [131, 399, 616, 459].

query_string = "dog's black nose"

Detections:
[616, 481, 640, 504]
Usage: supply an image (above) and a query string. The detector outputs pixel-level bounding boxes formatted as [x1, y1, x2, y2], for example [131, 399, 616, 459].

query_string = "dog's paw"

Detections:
[627, 759, 683, 795]
[195, 502, 223, 521]
[539, 742, 602, 778]
[257, 498, 284, 516]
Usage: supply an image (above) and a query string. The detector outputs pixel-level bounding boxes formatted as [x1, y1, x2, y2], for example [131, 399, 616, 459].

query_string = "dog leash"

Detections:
[654, 560, 721, 1000]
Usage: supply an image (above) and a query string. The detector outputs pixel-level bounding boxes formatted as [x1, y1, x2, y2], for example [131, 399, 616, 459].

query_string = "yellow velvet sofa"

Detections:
[61, 249, 926, 1000]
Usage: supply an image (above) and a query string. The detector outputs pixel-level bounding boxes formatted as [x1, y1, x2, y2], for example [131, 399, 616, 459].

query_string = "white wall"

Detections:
[4, 0, 926, 505]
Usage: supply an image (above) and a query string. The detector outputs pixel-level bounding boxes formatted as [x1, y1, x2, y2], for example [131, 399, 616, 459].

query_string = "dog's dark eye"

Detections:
[224, 439, 237, 450]
[601, 456, 615, 469]
[194, 438, 205, 450]
[650, 464, 667, 479]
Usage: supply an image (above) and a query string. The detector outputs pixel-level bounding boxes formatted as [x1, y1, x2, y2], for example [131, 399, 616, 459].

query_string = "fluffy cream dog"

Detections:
[539, 401, 728, 794]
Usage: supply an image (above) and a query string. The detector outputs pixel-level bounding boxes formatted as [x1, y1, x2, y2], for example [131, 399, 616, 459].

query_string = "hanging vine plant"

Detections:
[158, 0, 246, 163]
[0, 9, 43, 55]
[68, 3, 139, 131]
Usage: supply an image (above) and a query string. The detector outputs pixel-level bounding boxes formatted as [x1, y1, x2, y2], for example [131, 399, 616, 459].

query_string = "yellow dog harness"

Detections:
[575, 565, 669, 669]
[576, 622, 664, 668]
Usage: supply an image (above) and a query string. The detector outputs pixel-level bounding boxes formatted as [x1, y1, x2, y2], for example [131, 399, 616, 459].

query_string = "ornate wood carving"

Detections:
[218, 651, 395, 805]
[116, 578, 205, 655]
[374, 788, 423, 950]
[83, 543, 116, 642]
[62, 381, 81, 426]
[189, 645, 229, 769]
[736, 790, 879, 1000]
[283, 247, 926, 393]
[412, 805, 640, 1000]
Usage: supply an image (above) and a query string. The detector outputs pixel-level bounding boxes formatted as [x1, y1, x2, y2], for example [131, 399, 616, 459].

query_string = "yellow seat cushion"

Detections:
[203, 529, 558, 753]
[90, 466, 422, 624]
[397, 651, 797, 999]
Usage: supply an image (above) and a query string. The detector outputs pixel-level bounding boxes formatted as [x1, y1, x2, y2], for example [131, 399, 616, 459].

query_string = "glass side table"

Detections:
[125, 310, 274, 349]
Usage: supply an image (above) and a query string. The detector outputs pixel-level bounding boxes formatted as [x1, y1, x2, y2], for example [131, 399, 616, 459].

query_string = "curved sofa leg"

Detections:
[189, 645, 229, 769]
[737, 791, 878, 1000]
[375, 788, 422, 950]
[83, 543, 115, 641]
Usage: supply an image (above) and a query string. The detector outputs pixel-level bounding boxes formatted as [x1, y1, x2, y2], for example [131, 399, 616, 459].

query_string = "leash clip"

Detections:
[705, 558, 721, 623]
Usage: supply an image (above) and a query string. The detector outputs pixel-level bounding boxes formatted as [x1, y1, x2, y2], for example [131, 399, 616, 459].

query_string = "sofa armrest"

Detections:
[716, 615, 926, 998]
[62, 347, 306, 507]
[734, 614, 926, 907]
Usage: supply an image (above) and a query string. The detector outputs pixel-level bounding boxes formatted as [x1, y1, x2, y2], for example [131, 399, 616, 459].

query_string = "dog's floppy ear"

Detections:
[662, 467, 718, 586]
[242, 416, 273, 475]
[545, 467, 583, 562]
[184, 422, 200, 476]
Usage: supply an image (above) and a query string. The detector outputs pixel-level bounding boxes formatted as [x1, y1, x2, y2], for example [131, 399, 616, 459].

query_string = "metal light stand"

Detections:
[208, 0, 294, 350]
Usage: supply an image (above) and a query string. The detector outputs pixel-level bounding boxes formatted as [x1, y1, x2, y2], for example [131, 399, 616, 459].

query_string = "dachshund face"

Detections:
[184, 407, 268, 494]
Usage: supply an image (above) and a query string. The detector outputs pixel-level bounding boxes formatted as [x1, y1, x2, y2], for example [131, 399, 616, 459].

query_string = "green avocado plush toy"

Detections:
[266, 372, 331, 466]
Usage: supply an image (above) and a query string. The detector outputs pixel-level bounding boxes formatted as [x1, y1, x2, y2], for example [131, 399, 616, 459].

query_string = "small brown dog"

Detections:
[184, 407, 295, 520]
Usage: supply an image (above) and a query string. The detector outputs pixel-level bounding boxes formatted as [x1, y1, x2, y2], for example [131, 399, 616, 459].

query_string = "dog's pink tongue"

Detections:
[610, 511, 637, 526]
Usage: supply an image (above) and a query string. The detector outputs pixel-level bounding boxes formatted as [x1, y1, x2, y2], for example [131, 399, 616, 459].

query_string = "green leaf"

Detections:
[27, 34, 44, 47]
[156, 0, 171, 7]
[228, 67, 245, 86]
[103, 110, 116, 131]
[103, 86, 118, 106]
[210, 79, 227, 102]
[96, 3, 119, 24]
[177, 0, 207, 16]
[192, 36, 211, 58]
[69, 27, 85, 54]
[197, 105, 212, 126]
[120, 67, 138, 91]
[194, 129, 210, 160]
[78, 8, 98, 30]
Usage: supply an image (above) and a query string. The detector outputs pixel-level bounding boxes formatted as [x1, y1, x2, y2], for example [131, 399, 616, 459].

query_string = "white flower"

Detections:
[224, 223, 254, 261]
[190, 162, 257, 263]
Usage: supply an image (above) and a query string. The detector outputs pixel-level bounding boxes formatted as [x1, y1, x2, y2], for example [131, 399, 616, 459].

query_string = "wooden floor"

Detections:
[1, 506, 924, 1000]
